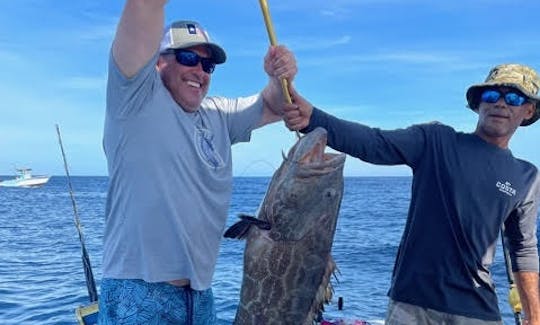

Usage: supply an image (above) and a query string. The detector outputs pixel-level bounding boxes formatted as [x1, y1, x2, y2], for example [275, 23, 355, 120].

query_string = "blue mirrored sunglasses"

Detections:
[480, 89, 528, 106]
[166, 49, 216, 74]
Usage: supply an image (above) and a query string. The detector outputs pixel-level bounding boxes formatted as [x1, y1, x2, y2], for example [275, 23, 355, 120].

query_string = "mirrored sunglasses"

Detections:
[480, 89, 528, 107]
[167, 49, 216, 74]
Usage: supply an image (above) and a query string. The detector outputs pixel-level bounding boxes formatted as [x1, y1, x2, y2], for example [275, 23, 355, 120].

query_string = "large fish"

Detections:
[224, 127, 346, 325]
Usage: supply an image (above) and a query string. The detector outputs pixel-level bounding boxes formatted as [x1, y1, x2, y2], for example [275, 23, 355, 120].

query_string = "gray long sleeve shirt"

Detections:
[303, 107, 540, 321]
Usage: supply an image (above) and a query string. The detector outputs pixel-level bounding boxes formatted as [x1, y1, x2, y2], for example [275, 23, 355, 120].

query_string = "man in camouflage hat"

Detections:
[467, 64, 540, 127]
[282, 64, 540, 324]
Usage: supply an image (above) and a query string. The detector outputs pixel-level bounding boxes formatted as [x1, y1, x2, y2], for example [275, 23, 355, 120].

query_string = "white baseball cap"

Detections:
[159, 20, 226, 64]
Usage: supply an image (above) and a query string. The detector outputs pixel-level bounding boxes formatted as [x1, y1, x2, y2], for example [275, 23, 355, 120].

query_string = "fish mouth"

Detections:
[290, 127, 346, 174]
[297, 135, 326, 164]
[300, 152, 346, 176]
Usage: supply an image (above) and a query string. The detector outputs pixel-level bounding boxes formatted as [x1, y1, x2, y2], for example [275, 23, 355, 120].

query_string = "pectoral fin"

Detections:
[223, 214, 271, 239]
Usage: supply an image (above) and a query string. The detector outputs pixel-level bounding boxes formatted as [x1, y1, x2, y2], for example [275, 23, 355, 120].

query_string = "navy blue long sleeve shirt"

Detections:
[303, 107, 540, 320]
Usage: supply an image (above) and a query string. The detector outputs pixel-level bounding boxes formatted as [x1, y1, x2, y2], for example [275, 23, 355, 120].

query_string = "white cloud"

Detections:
[287, 35, 352, 51]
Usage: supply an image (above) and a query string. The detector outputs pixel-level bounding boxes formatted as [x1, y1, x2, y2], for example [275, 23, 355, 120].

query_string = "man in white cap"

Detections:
[99, 1, 297, 324]
[283, 64, 540, 324]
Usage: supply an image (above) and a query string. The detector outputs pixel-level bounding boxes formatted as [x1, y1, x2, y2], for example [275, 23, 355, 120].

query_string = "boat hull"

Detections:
[0, 176, 50, 188]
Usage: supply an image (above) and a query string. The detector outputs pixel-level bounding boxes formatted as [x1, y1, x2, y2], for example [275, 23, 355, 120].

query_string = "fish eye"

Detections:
[324, 189, 337, 198]
[287, 192, 299, 204]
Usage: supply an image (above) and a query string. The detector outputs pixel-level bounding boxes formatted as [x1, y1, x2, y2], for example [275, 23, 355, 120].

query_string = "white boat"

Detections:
[0, 168, 51, 188]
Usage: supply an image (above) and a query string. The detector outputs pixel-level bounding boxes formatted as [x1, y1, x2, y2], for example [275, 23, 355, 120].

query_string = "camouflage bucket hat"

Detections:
[466, 64, 540, 126]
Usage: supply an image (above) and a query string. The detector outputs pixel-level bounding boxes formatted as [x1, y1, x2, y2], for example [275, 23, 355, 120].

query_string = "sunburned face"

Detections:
[157, 45, 212, 113]
[474, 87, 535, 148]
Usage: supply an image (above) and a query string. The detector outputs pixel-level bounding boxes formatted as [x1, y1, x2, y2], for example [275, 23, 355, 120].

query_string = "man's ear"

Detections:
[524, 102, 536, 120]
[156, 56, 164, 68]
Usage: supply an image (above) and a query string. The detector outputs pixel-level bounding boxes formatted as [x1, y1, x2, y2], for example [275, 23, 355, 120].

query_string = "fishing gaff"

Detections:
[258, 0, 292, 104]
[258, 0, 300, 138]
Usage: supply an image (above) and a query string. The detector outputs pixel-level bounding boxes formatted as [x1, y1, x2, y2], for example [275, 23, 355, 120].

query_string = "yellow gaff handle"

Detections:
[508, 284, 522, 313]
[258, 0, 293, 105]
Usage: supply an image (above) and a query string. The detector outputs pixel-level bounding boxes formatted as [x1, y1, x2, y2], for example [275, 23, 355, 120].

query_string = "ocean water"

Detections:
[0, 176, 531, 324]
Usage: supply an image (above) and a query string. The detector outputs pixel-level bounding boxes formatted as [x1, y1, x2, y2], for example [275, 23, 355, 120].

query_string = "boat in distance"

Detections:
[0, 168, 51, 188]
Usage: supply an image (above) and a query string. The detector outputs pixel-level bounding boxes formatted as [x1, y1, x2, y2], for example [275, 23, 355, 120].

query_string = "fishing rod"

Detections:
[258, 0, 300, 139]
[500, 225, 523, 325]
[55, 124, 99, 325]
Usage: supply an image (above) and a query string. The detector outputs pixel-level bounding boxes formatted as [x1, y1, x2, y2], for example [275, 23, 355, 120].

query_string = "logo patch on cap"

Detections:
[187, 24, 197, 34]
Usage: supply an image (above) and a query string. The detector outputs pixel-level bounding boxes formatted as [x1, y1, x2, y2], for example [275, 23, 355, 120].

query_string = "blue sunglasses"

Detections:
[480, 89, 528, 107]
[166, 49, 216, 74]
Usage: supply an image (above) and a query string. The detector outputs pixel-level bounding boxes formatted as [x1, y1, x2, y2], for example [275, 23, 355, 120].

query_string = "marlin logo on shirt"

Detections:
[496, 181, 516, 197]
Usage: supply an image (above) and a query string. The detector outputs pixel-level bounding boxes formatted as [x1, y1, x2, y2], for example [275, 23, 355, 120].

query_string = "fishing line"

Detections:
[237, 159, 277, 177]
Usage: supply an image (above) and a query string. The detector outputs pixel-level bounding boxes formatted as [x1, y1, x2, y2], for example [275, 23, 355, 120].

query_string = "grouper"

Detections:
[224, 127, 346, 325]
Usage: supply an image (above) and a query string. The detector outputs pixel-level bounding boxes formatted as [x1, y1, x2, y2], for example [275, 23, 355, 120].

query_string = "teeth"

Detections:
[187, 80, 201, 88]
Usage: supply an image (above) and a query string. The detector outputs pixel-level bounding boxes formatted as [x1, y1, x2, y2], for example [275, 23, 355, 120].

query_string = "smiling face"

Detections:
[157, 45, 212, 113]
[474, 87, 535, 148]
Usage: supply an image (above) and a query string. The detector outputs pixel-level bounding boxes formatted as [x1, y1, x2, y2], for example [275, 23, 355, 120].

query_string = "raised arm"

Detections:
[258, 45, 297, 127]
[113, 0, 168, 78]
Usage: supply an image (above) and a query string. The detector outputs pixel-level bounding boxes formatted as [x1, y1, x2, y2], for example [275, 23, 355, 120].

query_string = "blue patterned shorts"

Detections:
[98, 278, 216, 325]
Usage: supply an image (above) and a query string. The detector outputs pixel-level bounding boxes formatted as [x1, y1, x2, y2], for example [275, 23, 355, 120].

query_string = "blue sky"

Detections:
[1, 0, 540, 176]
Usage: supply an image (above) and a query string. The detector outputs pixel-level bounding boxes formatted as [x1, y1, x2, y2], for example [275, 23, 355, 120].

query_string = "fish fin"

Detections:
[309, 256, 338, 323]
[281, 150, 287, 161]
[238, 214, 271, 230]
[223, 214, 271, 239]
[223, 219, 251, 239]
[332, 264, 341, 284]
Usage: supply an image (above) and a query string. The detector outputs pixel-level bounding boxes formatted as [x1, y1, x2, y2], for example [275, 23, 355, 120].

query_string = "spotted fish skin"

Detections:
[225, 127, 346, 325]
